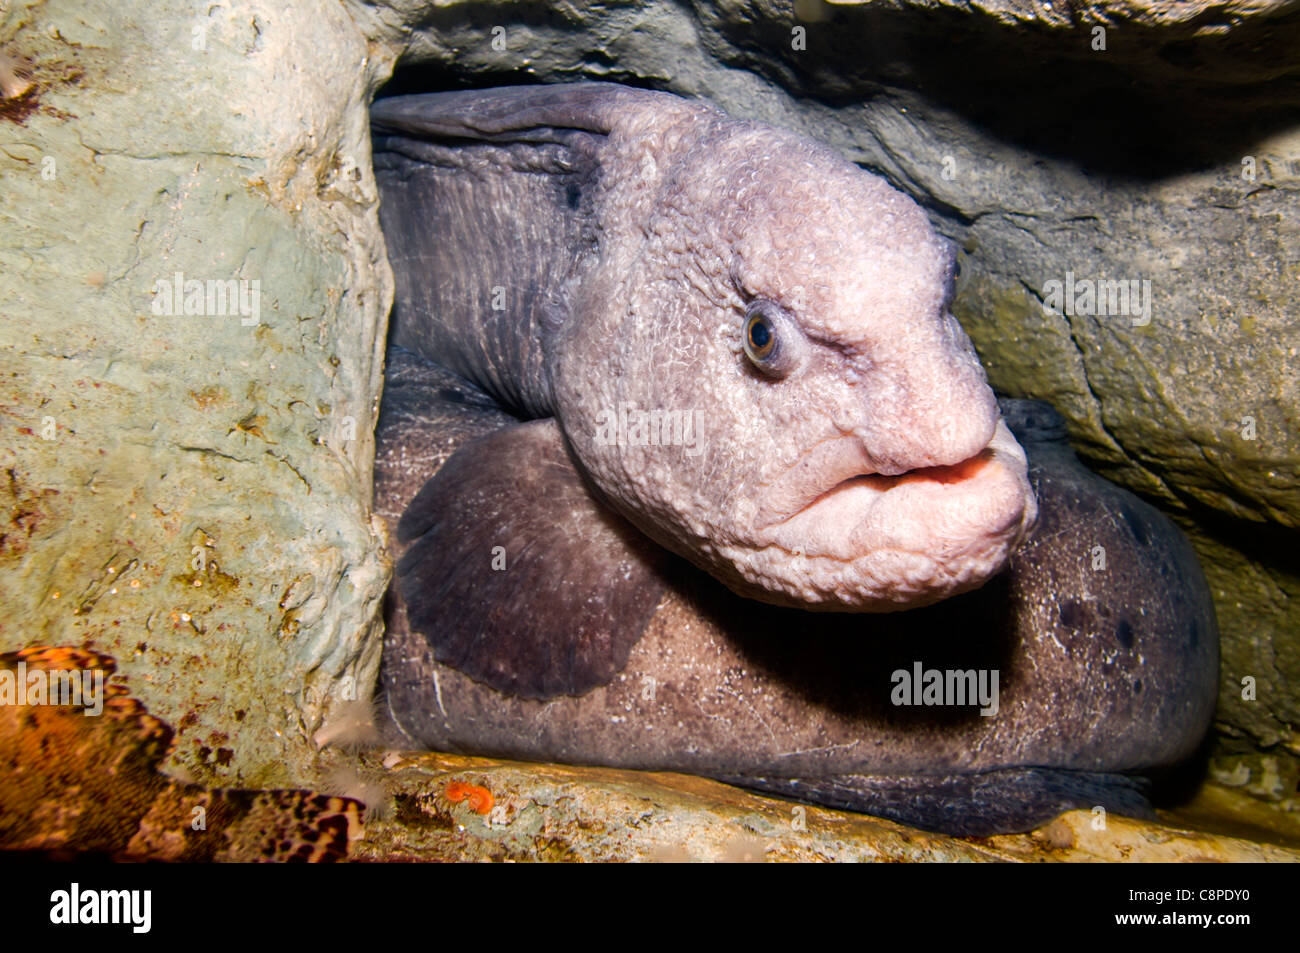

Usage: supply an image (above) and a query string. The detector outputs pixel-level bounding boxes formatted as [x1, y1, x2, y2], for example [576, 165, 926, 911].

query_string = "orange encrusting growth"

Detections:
[445, 780, 494, 815]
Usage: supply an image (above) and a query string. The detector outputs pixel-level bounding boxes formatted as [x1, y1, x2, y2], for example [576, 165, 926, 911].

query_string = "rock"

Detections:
[0, 0, 394, 786]
[354, 750, 1300, 863]
[8, 642, 1293, 862]
[2, 0, 1295, 843]
[1170, 764, 1300, 848]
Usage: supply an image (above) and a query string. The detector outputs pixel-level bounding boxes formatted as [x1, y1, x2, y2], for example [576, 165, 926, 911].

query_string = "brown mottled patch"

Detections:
[0, 645, 363, 860]
[0, 469, 59, 560]
[230, 411, 270, 442]
[392, 792, 455, 832]
[173, 559, 240, 596]
[530, 835, 584, 862]
[0, 52, 83, 125]
[0, 84, 38, 124]
[190, 385, 226, 410]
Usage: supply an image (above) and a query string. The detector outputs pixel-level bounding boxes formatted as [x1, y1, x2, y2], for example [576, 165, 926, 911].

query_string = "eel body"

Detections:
[370, 84, 1218, 835]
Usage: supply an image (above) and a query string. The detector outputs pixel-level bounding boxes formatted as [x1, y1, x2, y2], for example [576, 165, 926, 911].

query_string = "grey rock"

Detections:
[0, 0, 396, 786]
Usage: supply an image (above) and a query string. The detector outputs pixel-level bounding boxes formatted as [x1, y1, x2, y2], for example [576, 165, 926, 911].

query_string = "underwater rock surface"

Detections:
[359, 750, 1300, 863]
[1, 0, 1295, 844]
[0, 0, 393, 785]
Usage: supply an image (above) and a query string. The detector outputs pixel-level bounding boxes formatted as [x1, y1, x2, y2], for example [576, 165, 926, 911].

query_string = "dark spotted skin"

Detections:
[376, 345, 1220, 835]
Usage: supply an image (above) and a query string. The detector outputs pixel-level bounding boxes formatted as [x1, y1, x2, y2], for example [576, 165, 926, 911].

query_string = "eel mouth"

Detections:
[806, 453, 994, 506]
[744, 420, 1037, 609]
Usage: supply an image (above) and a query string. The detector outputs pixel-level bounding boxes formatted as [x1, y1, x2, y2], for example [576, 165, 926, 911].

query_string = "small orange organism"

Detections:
[445, 780, 494, 815]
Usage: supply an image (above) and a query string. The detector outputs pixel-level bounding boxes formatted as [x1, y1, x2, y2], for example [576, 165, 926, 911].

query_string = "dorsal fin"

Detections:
[370, 82, 678, 142]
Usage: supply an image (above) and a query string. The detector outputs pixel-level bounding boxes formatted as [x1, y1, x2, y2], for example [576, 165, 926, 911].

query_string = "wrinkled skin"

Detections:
[549, 113, 1035, 609]
[370, 86, 1217, 835]
[375, 85, 1036, 611]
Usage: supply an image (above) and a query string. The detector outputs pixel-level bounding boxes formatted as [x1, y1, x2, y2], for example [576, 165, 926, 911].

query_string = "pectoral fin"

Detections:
[395, 418, 671, 700]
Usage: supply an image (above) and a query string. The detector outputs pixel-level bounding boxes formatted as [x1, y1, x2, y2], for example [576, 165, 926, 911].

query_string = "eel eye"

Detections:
[742, 298, 805, 378]
[745, 311, 776, 361]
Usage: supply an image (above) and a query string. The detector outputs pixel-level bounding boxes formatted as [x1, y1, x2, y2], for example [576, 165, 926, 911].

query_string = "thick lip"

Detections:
[753, 425, 1030, 563]
[756, 434, 993, 531]
[795, 452, 994, 519]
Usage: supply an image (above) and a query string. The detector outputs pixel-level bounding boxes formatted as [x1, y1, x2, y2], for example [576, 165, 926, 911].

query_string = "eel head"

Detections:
[552, 114, 1037, 610]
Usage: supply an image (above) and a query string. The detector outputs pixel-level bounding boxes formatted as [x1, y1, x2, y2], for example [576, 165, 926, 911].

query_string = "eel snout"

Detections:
[748, 419, 1037, 610]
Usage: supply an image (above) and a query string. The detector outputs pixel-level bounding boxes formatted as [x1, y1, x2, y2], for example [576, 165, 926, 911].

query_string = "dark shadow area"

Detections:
[663, 557, 1018, 730]
[695, 0, 1300, 179]
[1149, 730, 1216, 807]
[1166, 492, 1300, 589]
[375, 1, 1300, 178]
[376, 59, 662, 101]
